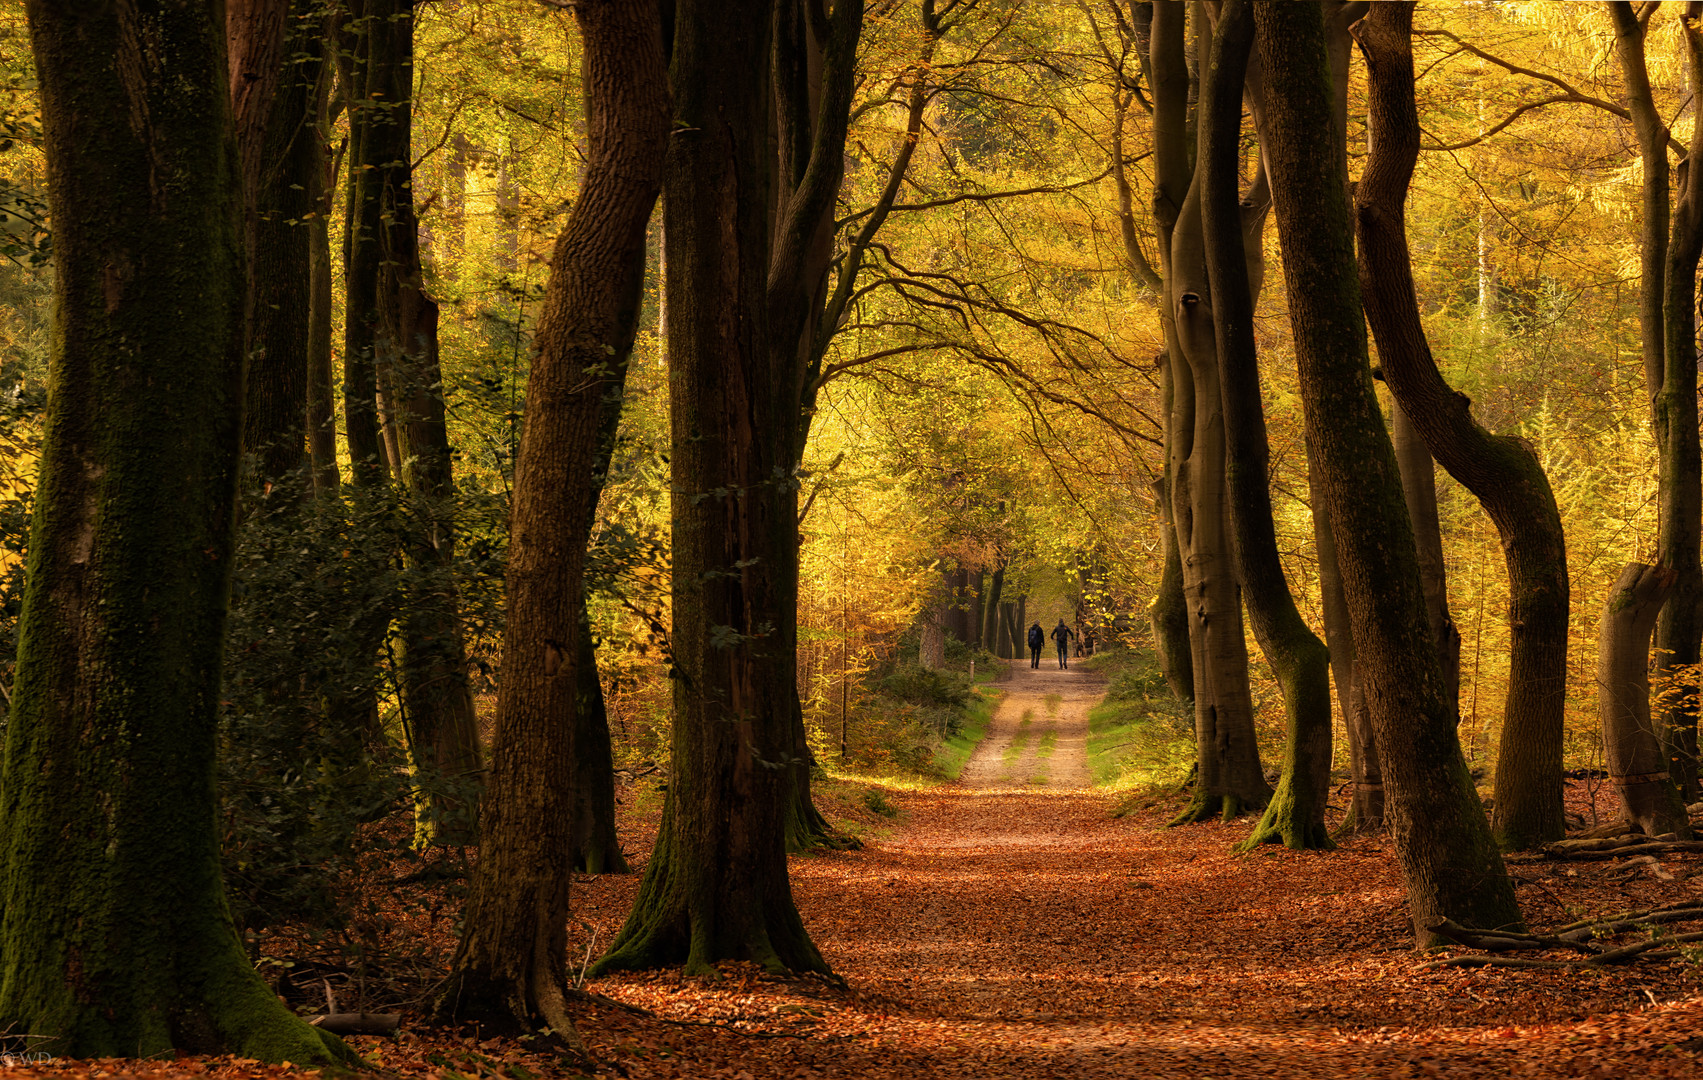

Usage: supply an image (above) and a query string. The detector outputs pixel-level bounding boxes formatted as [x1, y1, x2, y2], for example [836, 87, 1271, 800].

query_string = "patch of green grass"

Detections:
[931, 686, 998, 781]
[1083, 681, 1192, 790]
[1029, 774, 1049, 786]
[1020, 708, 1035, 724]
[1035, 729, 1058, 759]
[1002, 729, 1031, 766]
[1044, 693, 1061, 715]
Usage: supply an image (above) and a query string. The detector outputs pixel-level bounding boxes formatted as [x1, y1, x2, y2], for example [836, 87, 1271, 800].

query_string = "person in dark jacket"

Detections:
[1026, 622, 1044, 668]
[1051, 620, 1075, 669]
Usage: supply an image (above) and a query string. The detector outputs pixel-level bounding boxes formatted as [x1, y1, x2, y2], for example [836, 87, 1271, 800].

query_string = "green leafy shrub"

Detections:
[880, 663, 973, 708]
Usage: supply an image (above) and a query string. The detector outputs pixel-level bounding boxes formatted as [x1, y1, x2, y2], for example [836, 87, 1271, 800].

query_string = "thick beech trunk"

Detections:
[1611, 1, 1703, 800]
[1198, 0, 1332, 850]
[0, 1, 349, 1062]
[594, 0, 829, 978]
[435, 0, 666, 1031]
[1597, 563, 1694, 839]
[1355, 4, 1570, 852]
[1152, 0, 1268, 825]
[1254, 0, 1521, 945]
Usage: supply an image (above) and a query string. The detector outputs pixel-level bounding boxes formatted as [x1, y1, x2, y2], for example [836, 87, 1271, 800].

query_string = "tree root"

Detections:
[1424, 906, 1703, 970]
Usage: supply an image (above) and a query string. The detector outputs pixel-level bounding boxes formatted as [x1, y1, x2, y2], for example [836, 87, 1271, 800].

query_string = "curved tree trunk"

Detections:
[1598, 562, 1694, 838]
[1254, 0, 1522, 945]
[594, 0, 830, 978]
[1354, 3, 1570, 852]
[433, 0, 667, 1032]
[0, 0, 350, 1062]
[1389, 400, 1462, 716]
[1198, 0, 1332, 850]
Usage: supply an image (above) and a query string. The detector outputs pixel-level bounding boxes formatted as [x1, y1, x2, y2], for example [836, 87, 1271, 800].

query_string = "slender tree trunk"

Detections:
[1610, 0, 1703, 801]
[435, 0, 666, 1031]
[948, 566, 972, 643]
[1355, 3, 1570, 852]
[0, 1, 350, 1062]
[1389, 399, 1462, 715]
[966, 567, 983, 646]
[1255, 0, 1521, 944]
[595, 0, 829, 978]
[1150, 469, 1194, 703]
[982, 563, 1006, 652]
[1199, 0, 1332, 850]
[306, 66, 339, 495]
[1598, 562, 1694, 838]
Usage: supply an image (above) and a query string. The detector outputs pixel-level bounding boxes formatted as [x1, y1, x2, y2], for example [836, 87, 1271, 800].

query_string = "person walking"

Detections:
[1051, 619, 1075, 670]
[1026, 622, 1044, 668]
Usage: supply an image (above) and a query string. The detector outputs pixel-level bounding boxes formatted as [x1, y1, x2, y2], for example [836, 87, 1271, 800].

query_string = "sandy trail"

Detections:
[959, 658, 1099, 790]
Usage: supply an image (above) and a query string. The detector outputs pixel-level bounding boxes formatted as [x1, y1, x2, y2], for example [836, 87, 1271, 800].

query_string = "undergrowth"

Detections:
[1080, 648, 1194, 790]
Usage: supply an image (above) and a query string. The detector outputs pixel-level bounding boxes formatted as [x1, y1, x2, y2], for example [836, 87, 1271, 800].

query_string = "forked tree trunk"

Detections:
[0, 0, 350, 1062]
[1254, 0, 1522, 945]
[1198, 0, 1331, 849]
[594, 0, 829, 978]
[1355, 3, 1570, 852]
[434, 0, 667, 1031]
[1597, 563, 1693, 839]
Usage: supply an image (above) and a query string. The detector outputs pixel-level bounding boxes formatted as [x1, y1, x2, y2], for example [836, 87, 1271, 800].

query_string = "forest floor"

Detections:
[19, 659, 1703, 1079]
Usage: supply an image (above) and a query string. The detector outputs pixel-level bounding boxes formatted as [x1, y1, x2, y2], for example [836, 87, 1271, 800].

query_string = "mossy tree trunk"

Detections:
[1610, 1, 1703, 801]
[433, 0, 667, 1032]
[594, 0, 831, 979]
[1196, 0, 1332, 851]
[1354, 3, 1570, 852]
[1254, 0, 1522, 946]
[0, 0, 351, 1063]
[1597, 562, 1694, 838]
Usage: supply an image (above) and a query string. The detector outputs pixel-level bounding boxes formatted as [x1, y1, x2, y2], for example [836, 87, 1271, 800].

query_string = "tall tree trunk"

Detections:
[1150, 468, 1194, 703]
[1598, 563, 1694, 838]
[947, 566, 971, 642]
[1254, 0, 1521, 945]
[965, 567, 983, 646]
[230, 0, 318, 486]
[0, 0, 349, 1062]
[1610, 0, 1703, 801]
[594, 0, 829, 978]
[1198, 0, 1332, 850]
[1389, 398, 1462, 715]
[981, 563, 1006, 652]
[1355, 3, 1570, 852]
[306, 62, 339, 495]
[343, 0, 485, 841]
[434, 0, 666, 1032]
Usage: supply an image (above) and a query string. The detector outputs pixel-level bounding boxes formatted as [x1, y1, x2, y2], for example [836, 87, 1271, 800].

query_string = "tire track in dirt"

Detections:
[959, 658, 1099, 790]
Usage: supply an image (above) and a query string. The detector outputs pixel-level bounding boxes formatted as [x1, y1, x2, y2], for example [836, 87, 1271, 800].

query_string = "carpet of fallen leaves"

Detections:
[14, 666, 1703, 1078]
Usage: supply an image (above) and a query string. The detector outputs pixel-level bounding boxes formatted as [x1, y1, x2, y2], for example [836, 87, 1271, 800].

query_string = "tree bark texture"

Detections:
[981, 563, 1006, 653]
[1389, 398, 1462, 716]
[594, 0, 829, 978]
[306, 65, 339, 495]
[435, 0, 667, 1031]
[1597, 563, 1694, 839]
[0, 1, 350, 1062]
[230, 0, 320, 484]
[1150, 0, 1269, 825]
[1198, 0, 1332, 850]
[1610, 1, 1703, 800]
[1254, 0, 1522, 945]
[1355, 2, 1570, 851]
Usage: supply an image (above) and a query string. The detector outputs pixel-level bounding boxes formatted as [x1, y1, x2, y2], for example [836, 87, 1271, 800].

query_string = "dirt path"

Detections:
[959, 658, 1098, 789]
[578, 670, 1703, 1079]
